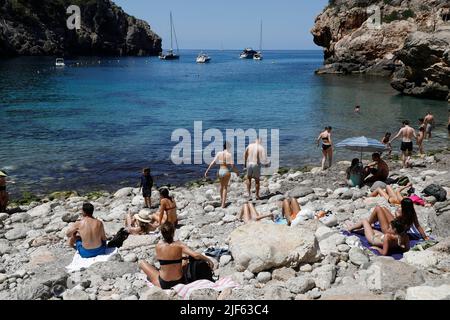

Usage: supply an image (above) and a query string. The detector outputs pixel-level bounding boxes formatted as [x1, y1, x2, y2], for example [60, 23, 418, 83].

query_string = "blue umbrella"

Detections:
[335, 136, 387, 160]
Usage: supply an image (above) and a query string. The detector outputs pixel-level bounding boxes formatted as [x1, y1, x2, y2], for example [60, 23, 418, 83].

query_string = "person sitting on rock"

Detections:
[370, 183, 413, 205]
[238, 202, 274, 223]
[125, 210, 158, 235]
[363, 153, 389, 184]
[155, 188, 178, 227]
[346, 158, 364, 188]
[139, 222, 214, 289]
[66, 202, 107, 258]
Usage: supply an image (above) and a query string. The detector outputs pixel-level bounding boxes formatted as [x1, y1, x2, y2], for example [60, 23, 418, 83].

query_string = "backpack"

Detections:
[397, 176, 410, 186]
[107, 228, 130, 248]
[423, 184, 447, 202]
[185, 256, 214, 283]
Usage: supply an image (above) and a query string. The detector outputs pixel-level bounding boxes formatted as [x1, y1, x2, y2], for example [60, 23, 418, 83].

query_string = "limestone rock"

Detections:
[229, 223, 319, 273]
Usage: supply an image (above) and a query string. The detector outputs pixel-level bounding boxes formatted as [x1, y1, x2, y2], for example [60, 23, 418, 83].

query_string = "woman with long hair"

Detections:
[154, 188, 178, 227]
[204, 142, 239, 208]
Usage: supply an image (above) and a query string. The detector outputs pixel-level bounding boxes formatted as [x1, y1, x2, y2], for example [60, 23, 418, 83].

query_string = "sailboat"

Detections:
[159, 12, 180, 60]
[254, 20, 263, 61]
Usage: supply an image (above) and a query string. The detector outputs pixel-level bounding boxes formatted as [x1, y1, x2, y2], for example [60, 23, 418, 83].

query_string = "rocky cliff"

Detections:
[311, 0, 450, 101]
[0, 0, 162, 56]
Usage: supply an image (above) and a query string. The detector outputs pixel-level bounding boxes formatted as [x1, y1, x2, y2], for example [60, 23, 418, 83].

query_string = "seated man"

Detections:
[66, 202, 107, 258]
[363, 153, 389, 184]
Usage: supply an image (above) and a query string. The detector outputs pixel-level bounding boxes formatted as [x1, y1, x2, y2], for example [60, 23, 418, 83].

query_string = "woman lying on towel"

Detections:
[139, 223, 215, 290]
[281, 198, 328, 226]
[346, 198, 429, 255]
[370, 183, 413, 205]
[239, 202, 274, 223]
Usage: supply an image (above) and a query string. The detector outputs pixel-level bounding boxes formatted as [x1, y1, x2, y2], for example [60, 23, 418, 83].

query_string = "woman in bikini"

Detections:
[139, 223, 214, 289]
[370, 183, 413, 205]
[346, 198, 429, 249]
[239, 202, 274, 223]
[154, 188, 178, 227]
[282, 198, 328, 226]
[125, 210, 158, 235]
[204, 142, 239, 208]
[316, 126, 333, 170]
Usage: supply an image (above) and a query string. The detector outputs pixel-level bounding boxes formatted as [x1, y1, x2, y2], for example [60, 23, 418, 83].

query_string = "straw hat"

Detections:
[0, 170, 7, 177]
[134, 211, 151, 224]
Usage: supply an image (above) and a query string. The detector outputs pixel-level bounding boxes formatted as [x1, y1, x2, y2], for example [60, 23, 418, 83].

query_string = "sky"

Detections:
[113, 0, 329, 50]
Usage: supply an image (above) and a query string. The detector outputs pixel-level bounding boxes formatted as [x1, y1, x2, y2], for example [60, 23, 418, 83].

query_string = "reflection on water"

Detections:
[0, 52, 448, 197]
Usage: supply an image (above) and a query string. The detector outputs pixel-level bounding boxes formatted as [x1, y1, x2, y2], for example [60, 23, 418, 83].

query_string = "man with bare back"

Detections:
[390, 120, 416, 168]
[424, 111, 435, 140]
[244, 138, 268, 200]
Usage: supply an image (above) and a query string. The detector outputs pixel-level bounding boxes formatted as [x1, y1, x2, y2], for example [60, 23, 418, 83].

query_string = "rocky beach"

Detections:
[1, 147, 449, 300]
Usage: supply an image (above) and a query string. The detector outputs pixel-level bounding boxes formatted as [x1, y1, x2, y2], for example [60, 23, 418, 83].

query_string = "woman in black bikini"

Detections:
[139, 223, 214, 289]
[316, 126, 333, 170]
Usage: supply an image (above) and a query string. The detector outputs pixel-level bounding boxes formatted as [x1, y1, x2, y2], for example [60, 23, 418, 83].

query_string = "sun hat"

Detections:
[134, 211, 151, 224]
[0, 170, 7, 177]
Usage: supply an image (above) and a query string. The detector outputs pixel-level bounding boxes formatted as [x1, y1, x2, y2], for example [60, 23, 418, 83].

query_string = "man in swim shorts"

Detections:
[244, 138, 268, 200]
[363, 153, 389, 184]
[66, 202, 107, 258]
[390, 120, 416, 168]
[424, 111, 435, 140]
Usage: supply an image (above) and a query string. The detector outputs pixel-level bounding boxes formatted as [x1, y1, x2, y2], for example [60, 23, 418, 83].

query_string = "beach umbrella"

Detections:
[335, 136, 387, 160]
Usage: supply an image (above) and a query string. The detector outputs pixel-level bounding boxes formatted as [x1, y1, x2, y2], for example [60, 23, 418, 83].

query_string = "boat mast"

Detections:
[259, 20, 263, 52]
[170, 12, 173, 51]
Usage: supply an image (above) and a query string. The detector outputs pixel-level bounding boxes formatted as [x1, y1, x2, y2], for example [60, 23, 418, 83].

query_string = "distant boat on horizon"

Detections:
[159, 12, 180, 61]
[196, 51, 211, 63]
[55, 58, 65, 67]
[239, 48, 257, 59]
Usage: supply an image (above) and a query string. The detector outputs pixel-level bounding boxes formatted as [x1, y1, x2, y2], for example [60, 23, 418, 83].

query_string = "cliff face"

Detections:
[0, 0, 162, 57]
[311, 0, 450, 100]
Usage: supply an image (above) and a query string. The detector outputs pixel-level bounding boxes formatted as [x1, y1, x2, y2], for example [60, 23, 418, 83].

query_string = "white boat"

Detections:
[253, 20, 263, 61]
[55, 58, 65, 67]
[159, 12, 180, 60]
[239, 48, 257, 59]
[196, 52, 211, 63]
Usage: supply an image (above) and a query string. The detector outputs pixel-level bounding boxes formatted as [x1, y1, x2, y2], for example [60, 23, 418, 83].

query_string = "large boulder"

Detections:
[27, 203, 52, 218]
[229, 222, 319, 273]
[365, 258, 425, 293]
[428, 200, 450, 238]
[405, 285, 450, 300]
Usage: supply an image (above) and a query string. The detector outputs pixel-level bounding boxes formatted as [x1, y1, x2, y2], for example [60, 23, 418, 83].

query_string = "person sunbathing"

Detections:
[281, 198, 328, 226]
[370, 183, 413, 205]
[346, 198, 429, 242]
[238, 202, 274, 223]
[125, 211, 158, 235]
[66, 203, 107, 258]
[139, 223, 214, 290]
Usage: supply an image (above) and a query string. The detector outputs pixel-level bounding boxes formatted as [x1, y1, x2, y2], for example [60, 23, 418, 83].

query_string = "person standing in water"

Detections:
[354, 105, 361, 114]
[317, 126, 333, 170]
[390, 120, 416, 168]
[424, 111, 435, 140]
[417, 118, 426, 155]
[244, 138, 268, 200]
[0, 170, 9, 213]
[381, 132, 392, 158]
[205, 142, 239, 208]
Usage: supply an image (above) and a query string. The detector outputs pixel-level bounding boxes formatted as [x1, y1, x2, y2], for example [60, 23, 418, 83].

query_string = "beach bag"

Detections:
[397, 176, 410, 186]
[107, 228, 129, 248]
[185, 257, 214, 283]
[423, 184, 447, 202]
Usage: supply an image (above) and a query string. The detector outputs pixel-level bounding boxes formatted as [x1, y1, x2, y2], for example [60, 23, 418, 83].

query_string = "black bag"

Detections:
[185, 257, 214, 283]
[423, 184, 447, 202]
[107, 228, 129, 248]
[397, 176, 410, 186]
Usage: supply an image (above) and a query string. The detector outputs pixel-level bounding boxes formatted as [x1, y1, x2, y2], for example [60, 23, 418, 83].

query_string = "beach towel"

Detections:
[146, 276, 239, 300]
[66, 247, 118, 273]
[341, 223, 425, 260]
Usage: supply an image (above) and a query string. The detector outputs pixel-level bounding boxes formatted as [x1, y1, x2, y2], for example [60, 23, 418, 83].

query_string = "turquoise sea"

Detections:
[0, 50, 448, 197]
